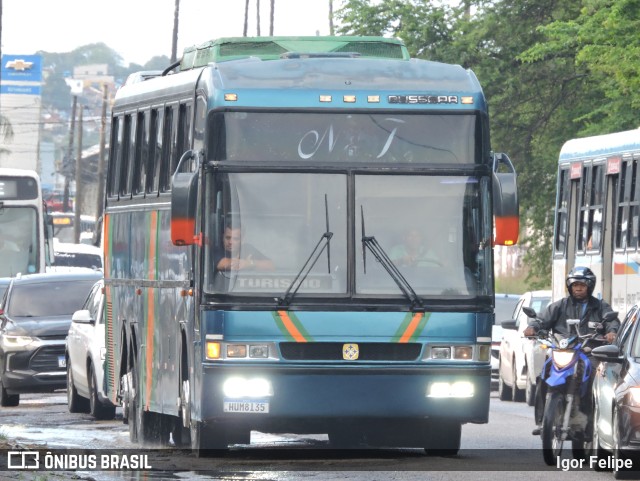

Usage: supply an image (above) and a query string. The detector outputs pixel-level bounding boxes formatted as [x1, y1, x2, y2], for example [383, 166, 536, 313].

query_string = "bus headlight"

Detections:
[427, 381, 474, 398]
[430, 347, 451, 359]
[223, 377, 273, 398]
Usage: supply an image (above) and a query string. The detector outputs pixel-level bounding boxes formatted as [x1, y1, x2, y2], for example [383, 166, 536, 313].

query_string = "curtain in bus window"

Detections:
[588, 165, 604, 251]
[216, 112, 478, 164]
[616, 161, 629, 250]
[554, 168, 570, 255]
[629, 159, 639, 249]
[204, 173, 348, 295]
[355, 175, 488, 297]
[0, 207, 37, 277]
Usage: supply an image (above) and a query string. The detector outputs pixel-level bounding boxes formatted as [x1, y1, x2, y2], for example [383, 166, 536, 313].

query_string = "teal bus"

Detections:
[104, 36, 519, 454]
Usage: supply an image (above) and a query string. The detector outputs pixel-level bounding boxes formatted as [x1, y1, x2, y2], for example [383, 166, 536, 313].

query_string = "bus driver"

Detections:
[214, 226, 275, 272]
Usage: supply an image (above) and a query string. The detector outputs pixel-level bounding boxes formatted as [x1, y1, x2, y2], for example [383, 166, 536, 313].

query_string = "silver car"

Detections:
[498, 290, 552, 404]
[66, 279, 116, 419]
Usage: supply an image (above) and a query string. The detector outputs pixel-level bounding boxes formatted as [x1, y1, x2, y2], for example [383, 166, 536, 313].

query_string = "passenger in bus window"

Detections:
[214, 226, 275, 272]
[390, 228, 440, 267]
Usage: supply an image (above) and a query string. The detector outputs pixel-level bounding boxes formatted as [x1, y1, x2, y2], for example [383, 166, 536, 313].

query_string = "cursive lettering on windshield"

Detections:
[297, 117, 405, 160]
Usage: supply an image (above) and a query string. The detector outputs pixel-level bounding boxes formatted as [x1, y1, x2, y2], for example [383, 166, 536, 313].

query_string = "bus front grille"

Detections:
[279, 342, 422, 361]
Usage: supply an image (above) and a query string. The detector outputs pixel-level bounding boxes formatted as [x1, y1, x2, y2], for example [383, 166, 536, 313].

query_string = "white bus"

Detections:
[0, 168, 53, 277]
[552, 128, 640, 313]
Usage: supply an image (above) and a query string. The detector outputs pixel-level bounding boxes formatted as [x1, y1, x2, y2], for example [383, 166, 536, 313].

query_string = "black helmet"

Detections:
[566, 266, 596, 296]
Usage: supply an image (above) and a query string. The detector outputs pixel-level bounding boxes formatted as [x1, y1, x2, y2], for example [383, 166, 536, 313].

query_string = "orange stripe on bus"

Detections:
[144, 211, 158, 410]
[399, 312, 424, 343]
[278, 310, 307, 343]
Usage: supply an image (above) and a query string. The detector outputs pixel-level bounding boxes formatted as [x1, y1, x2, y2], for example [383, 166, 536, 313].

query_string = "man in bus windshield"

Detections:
[214, 226, 275, 272]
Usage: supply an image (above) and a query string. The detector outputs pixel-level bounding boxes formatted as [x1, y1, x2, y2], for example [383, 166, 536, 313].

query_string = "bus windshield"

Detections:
[204, 173, 490, 299]
[0, 206, 38, 277]
[214, 112, 478, 164]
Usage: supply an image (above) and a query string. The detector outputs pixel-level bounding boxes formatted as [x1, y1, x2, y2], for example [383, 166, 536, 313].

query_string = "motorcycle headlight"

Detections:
[552, 349, 575, 369]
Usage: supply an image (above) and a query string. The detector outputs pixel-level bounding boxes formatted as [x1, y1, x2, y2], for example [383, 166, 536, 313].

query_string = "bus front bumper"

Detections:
[198, 364, 490, 426]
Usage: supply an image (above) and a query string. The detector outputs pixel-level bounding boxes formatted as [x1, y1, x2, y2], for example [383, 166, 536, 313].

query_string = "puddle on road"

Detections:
[1, 393, 131, 449]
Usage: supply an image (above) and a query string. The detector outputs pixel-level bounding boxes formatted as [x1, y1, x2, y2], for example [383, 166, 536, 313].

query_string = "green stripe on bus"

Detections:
[285, 311, 314, 341]
[391, 312, 416, 342]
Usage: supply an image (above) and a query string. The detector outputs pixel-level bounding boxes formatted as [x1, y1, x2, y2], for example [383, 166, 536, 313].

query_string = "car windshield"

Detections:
[7, 280, 96, 317]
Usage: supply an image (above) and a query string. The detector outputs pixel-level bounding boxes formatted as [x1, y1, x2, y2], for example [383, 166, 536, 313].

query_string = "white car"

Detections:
[66, 279, 116, 419]
[497, 290, 552, 405]
[491, 294, 521, 389]
[50, 241, 102, 273]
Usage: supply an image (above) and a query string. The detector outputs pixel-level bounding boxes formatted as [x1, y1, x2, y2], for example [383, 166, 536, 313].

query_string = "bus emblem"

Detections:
[342, 343, 359, 360]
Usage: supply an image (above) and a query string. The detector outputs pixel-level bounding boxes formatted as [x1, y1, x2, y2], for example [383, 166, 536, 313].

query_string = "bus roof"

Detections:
[559, 128, 640, 163]
[0, 167, 39, 178]
[180, 36, 410, 69]
[116, 50, 484, 112]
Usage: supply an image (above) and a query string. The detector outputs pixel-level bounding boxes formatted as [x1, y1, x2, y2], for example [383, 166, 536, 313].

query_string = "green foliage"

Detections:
[336, 0, 640, 288]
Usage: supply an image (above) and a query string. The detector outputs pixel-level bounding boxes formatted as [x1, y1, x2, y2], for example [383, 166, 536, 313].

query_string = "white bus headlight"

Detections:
[431, 347, 451, 359]
[223, 377, 273, 398]
[427, 381, 474, 398]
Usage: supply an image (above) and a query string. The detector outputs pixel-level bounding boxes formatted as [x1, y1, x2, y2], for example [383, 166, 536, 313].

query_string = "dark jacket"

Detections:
[529, 295, 620, 337]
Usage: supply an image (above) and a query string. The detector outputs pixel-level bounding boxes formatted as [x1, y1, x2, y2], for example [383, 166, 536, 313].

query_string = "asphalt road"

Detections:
[0, 391, 633, 480]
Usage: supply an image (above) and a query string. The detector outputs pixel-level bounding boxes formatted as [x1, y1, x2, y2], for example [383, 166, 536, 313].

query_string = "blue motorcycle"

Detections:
[523, 307, 617, 466]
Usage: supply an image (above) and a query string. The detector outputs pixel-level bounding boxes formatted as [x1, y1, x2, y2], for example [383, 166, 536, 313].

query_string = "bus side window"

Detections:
[147, 107, 163, 195]
[107, 116, 121, 198]
[159, 105, 175, 192]
[132, 111, 147, 196]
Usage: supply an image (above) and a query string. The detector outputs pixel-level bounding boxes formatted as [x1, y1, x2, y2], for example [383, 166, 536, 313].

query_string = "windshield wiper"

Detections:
[361, 206, 424, 311]
[277, 195, 333, 307]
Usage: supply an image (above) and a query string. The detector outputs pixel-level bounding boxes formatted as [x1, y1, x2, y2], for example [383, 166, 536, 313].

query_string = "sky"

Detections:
[2, 0, 338, 65]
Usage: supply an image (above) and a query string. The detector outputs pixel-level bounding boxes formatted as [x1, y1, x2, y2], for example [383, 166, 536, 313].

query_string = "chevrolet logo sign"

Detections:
[6, 59, 34, 71]
[342, 343, 359, 361]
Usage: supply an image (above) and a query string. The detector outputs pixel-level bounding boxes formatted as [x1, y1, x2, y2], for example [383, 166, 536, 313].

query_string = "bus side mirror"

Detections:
[171, 150, 199, 246]
[493, 152, 519, 246]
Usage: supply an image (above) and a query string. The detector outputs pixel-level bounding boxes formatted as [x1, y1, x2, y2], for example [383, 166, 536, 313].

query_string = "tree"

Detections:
[521, 0, 640, 134]
[331, 0, 602, 287]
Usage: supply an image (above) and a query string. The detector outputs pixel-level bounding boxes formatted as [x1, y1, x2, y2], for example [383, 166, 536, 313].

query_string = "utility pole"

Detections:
[256, 0, 261, 36]
[74, 106, 83, 243]
[171, 0, 180, 63]
[63, 96, 77, 213]
[329, 0, 334, 36]
[95, 84, 108, 242]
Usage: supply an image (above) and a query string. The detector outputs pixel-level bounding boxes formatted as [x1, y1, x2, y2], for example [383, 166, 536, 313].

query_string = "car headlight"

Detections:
[2, 335, 36, 348]
[629, 387, 640, 407]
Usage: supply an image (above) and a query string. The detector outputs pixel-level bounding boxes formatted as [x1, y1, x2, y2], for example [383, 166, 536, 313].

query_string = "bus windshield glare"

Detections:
[204, 173, 491, 298]
[0, 206, 38, 277]
[213, 112, 478, 164]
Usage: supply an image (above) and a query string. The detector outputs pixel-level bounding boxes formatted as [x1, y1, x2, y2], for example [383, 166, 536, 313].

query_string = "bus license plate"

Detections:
[58, 356, 66, 368]
[223, 400, 269, 414]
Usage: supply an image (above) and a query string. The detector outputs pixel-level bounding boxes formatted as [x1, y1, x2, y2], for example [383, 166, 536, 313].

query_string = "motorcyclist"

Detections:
[523, 266, 619, 436]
